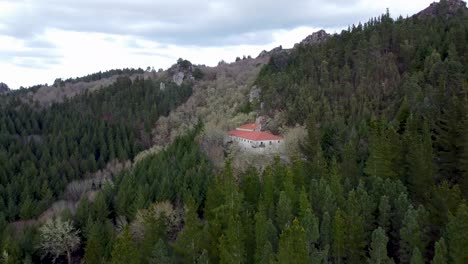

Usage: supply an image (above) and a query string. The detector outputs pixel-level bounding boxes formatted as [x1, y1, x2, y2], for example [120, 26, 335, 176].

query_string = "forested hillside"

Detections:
[0, 76, 192, 222]
[256, 2, 468, 196]
[1, 0, 468, 263]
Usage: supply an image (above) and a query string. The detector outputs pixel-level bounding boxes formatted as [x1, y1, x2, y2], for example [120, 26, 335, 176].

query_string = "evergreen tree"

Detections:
[410, 247, 423, 264]
[83, 223, 105, 264]
[276, 191, 293, 229]
[174, 199, 203, 263]
[329, 158, 345, 207]
[332, 209, 346, 264]
[148, 239, 172, 264]
[277, 219, 308, 264]
[111, 226, 140, 264]
[368, 227, 392, 264]
[405, 120, 434, 203]
[320, 211, 331, 249]
[432, 237, 448, 264]
[399, 207, 423, 264]
[446, 203, 468, 264]
[218, 215, 245, 264]
[254, 210, 277, 263]
[258, 242, 274, 264]
[378, 195, 391, 232]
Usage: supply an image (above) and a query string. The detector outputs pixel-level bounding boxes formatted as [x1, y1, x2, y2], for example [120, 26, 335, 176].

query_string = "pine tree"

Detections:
[399, 207, 423, 264]
[111, 226, 140, 264]
[378, 195, 391, 232]
[410, 247, 423, 264]
[276, 191, 293, 229]
[405, 120, 434, 203]
[83, 222, 105, 264]
[300, 208, 320, 248]
[174, 199, 203, 263]
[446, 203, 468, 264]
[432, 237, 448, 264]
[218, 215, 245, 264]
[332, 209, 346, 264]
[341, 139, 359, 186]
[258, 242, 274, 264]
[148, 239, 172, 264]
[368, 227, 392, 264]
[254, 211, 277, 263]
[329, 158, 344, 207]
[277, 219, 308, 264]
[345, 211, 366, 263]
[320, 211, 331, 249]
[364, 121, 401, 179]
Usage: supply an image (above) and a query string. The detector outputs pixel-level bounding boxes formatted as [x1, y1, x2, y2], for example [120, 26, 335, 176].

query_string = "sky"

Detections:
[0, 0, 436, 89]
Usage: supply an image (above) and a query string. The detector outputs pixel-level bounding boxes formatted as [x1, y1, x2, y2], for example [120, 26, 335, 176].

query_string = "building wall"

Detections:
[229, 135, 283, 154]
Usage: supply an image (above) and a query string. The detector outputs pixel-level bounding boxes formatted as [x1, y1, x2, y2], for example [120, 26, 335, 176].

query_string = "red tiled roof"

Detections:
[228, 130, 283, 141]
[237, 123, 260, 131]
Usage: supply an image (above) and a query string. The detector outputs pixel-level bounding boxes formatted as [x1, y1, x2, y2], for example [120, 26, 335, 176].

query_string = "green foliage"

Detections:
[410, 247, 424, 264]
[432, 237, 448, 264]
[332, 209, 346, 264]
[446, 203, 468, 264]
[111, 226, 140, 264]
[0, 76, 192, 221]
[193, 67, 204, 80]
[83, 223, 105, 264]
[148, 239, 173, 264]
[369, 227, 393, 264]
[277, 219, 308, 264]
[174, 198, 204, 263]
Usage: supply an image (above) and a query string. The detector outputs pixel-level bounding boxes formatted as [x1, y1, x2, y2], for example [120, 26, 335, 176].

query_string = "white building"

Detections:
[227, 122, 283, 153]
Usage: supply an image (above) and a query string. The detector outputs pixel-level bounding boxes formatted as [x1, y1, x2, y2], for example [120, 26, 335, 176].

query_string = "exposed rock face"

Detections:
[249, 86, 260, 103]
[258, 50, 269, 58]
[299, 29, 330, 45]
[416, 0, 467, 18]
[0, 82, 9, 93]
[172, 72, 185, 86]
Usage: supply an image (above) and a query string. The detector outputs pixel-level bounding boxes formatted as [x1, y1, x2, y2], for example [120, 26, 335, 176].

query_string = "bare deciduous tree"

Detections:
[39, 217, 80, 264]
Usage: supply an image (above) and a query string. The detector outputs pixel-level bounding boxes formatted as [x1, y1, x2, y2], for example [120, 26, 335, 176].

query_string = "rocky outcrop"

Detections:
[298, 30, 330, 46]
[168, 59, 196, 86]
[258, 50, 269, 58]
[172, 72, 185, 86]
[415, 0, 467, 18]
[0, 82, 9, 93]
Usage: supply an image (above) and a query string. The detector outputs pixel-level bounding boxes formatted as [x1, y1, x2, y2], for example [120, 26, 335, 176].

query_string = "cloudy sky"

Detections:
[0, 0, 435, 89]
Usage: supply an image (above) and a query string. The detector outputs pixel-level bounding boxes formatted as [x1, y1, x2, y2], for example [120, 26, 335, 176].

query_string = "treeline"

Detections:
[0, 76, 192, 222]
[60, 68, 145, 85]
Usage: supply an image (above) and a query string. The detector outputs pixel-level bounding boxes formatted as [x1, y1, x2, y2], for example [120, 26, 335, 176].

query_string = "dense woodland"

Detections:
[0, 77, 192, 222]
[1, 1, 468, 263]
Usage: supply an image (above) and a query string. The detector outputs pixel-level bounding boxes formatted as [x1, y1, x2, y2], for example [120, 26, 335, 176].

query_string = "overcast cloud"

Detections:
[0, 0, 434, 89]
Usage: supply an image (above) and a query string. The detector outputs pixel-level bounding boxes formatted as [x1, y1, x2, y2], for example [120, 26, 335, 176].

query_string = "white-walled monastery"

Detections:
[227, 119, 283, 153]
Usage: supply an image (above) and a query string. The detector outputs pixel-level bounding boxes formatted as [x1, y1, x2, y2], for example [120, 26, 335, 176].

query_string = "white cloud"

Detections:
[0, 0, 437, 89]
